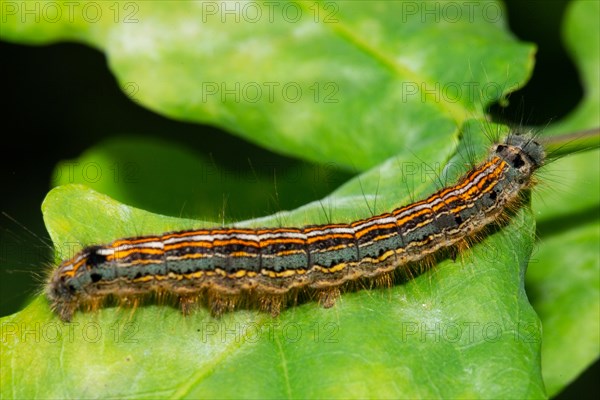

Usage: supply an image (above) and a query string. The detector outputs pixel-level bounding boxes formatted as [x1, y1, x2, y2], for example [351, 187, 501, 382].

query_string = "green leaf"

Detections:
[0, 0, 552, 398]
[526, 221, 599, 398]
[0, 0, 534, 170]
[2, 126, 545, 398]
[526, 0, 600, 396]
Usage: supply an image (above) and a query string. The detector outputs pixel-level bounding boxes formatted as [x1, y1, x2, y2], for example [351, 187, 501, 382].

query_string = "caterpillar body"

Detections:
[47, 134, 545, 321]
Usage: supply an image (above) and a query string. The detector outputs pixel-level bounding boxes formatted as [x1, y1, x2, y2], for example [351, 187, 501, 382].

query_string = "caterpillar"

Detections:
[46, 133, 545, 322]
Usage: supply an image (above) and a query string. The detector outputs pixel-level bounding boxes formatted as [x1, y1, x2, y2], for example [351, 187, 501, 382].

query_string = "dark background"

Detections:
[0, 0, 596, 397]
